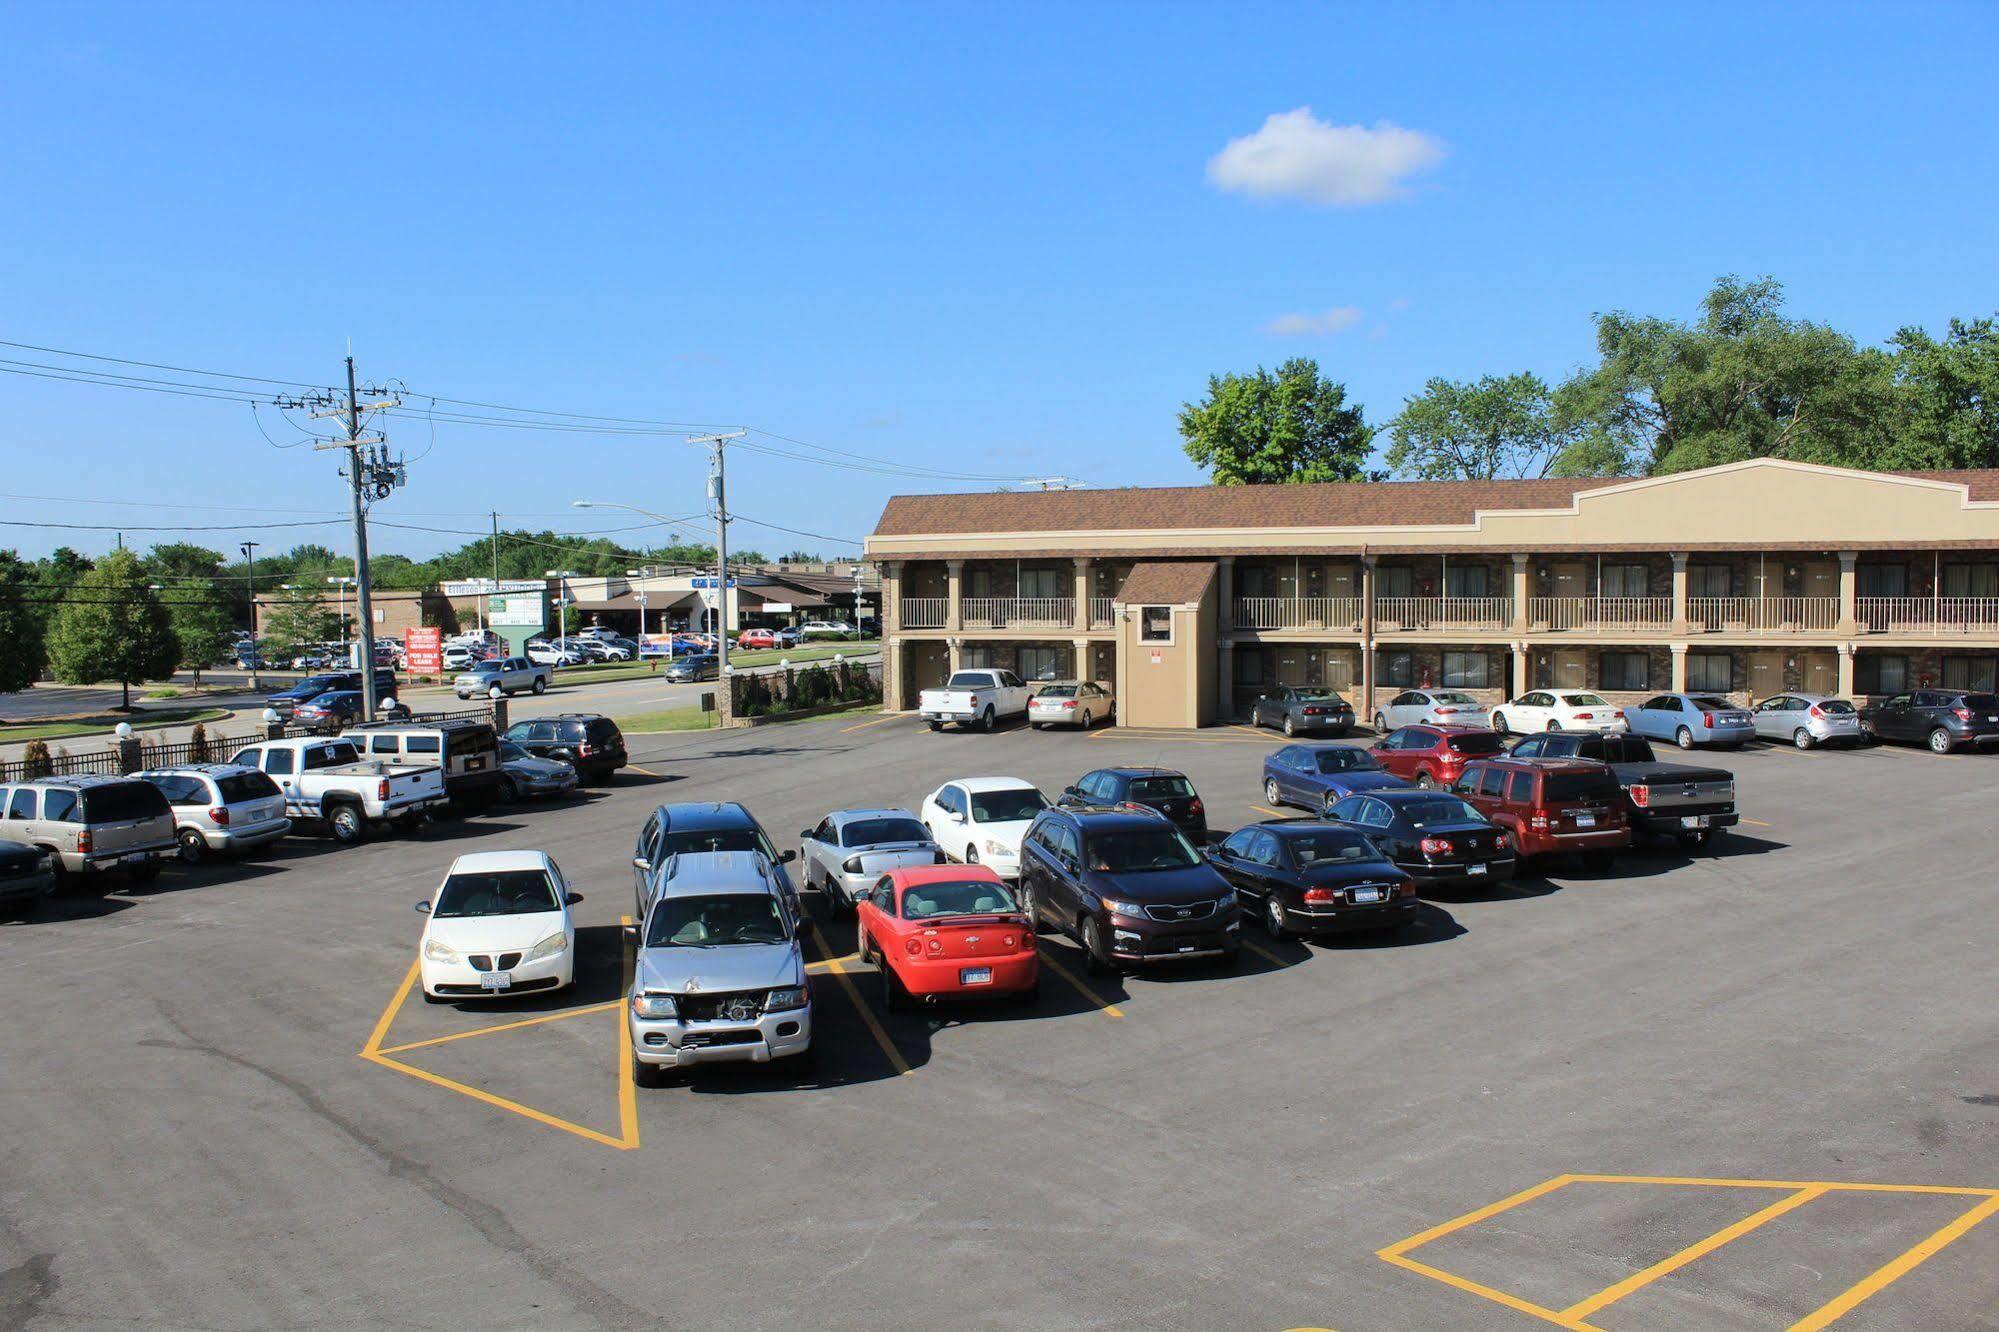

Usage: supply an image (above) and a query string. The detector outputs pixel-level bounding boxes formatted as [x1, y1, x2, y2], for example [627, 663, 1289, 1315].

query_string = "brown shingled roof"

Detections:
[1113, 561, 1215, 605]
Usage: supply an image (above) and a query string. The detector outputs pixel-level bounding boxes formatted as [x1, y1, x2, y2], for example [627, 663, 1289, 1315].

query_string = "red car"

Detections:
[1451, 757, 1632, 867]
[856, 865, 1038, 1009]
[1370, 723, 1508, 789]
[737, 628, 778, 649]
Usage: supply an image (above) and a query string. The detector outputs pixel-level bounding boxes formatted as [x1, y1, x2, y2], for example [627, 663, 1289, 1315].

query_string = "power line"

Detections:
[0, 338, 332, 389]
[0, 517, 345, 532]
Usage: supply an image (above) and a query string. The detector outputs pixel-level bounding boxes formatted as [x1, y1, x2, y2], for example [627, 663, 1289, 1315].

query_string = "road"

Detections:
[1, 718, 1994, 1329]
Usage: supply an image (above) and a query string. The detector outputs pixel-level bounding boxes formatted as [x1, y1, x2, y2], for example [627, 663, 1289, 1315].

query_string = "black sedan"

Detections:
[1208, 821, 1417, 938]
[1322, 788, 1517, 887]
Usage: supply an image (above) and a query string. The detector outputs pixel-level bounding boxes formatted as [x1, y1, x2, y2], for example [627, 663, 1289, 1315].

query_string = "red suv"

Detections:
[1370, 724, 1508, 789]
[1451, 757, 1631, 868]
[737, 628, 778, 650]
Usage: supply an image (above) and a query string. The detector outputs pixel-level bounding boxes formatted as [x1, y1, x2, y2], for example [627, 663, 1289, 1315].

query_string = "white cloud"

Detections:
[1207, 108, 1446, 206]
[1264, 305, 1365, 337]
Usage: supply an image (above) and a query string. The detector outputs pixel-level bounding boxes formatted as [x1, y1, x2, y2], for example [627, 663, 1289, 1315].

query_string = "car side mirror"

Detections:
[632, 856, 649, 870]
[778, 849, 796, 864]
[414, 901, 431, 914]
[799, 830, 815, 841]
[622, 920, 638, 937]
[565, 892, 583, 906]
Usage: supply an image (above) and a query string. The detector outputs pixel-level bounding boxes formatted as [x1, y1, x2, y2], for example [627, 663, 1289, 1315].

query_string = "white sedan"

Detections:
[919, 776, 1048, 879]
[416, 850, 581, 1001]
[1373, 689, 1488, 732]
[1489, 690, 1629, 736]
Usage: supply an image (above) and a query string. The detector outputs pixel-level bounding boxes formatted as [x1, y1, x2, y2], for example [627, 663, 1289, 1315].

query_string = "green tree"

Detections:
[262, 582, 340, 651]
[44, 547, 179, 709]
[0, 551, 45, 693]
[166, 584, 238, 685]
[1178, 356, 1374, 485]
[1552, 275, 1898, 476]
[1884, 316, 1999, 470]
[1386, 373, 1574, 480]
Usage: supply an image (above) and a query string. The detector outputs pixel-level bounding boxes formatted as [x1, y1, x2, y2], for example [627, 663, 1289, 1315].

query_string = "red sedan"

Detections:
[1370, 723, 1508, 788]
[737, 628, 778, 649]
[856, 865, 1038, 1009]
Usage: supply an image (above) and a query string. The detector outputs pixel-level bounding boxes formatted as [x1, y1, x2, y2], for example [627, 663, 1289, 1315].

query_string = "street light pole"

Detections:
[240, 540, 261, 690]
[546, 570, 579, 655]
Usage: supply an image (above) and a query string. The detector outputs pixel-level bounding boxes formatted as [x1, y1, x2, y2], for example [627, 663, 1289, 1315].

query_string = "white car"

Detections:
[526, 641, 586, 667]
[1028, 680, 1115, 729]
[919, 776, 1048, 879]
[1489, 690, 1630, 736]
[416, 850, 582, 1001]
[1373, 689, 1489, 732]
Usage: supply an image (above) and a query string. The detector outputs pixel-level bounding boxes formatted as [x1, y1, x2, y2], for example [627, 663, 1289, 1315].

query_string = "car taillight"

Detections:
[1302, 887, 1337, 904]
[1953, 707, 1973, 722]
[577, 742, 595, 757]
[1612, 710, 1625, 720]
[1062, 700, 1077, 710]
[378, 779, 390, 799]
[1530, 811, 1549, 831]
[1396, 879, 1417, 899]
[904, 938, 922, 956]
[1189, 798, 1204, 816]
[927, 937, 944, 954]
[1304, 706, 1323, 715]
[1493, 830, 1510, 850]
[1419, 836, 1452, 856]
[1808, 704, 1824, 719]
[209, 806, 230, 826]
[1575, 712, 1594, 721]
[1629, 784, 1650, 808]
[77, 831, 91, 854]
[1703, 713, 1714, 728]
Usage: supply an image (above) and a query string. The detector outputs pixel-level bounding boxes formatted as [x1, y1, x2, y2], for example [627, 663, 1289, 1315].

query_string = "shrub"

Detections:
[188, 722, 210, 764]
[21, 739, 52, 779]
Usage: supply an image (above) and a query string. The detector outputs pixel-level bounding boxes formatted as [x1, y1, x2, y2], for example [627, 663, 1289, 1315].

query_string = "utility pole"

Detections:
[689, 430, 746, 684]
[488, 509, 501, 633]
[240, 540, 261, 690]
[281, 356, 402, 722]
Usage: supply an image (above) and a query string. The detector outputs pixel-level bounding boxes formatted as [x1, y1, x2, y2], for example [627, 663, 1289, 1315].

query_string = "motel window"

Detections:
[1379, 651, 1415, 688]
[1600, 564, 1648, 598]
[1375, 566, 1415, 598]
[1942, 564, 1999, 599]
[961, 646, 995, 669]
[1941, 656, 1998, 693]
[1856, 654, 1907, 695]
[1688, 565, 1732, 598]
[1139, 607, 1173, 644]
[1019, 567, 1065, 600]
[1599, 651, 1650, 692]
[1443, 565, 1490, 598]
[1235, 648, 1266, 687]
[1441, 652, 1489, 688]
[1017, 646, 1065, 681]
[1857, 564, 1907, 598]
[1686, 653, 1733, 693]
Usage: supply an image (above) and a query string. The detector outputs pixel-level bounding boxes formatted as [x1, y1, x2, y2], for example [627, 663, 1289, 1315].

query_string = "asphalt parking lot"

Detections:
[3, 717, 1996, 1330]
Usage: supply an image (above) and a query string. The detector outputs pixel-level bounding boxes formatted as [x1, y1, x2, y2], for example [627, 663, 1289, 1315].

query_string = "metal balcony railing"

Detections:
[900, 597, 947, 629]
[1858, 596, 1999, 635]
[1526, 596, 1673, 631]
[1088, 596, 1113, 627]
[1373, 596, 1513, 631]
[960, 597, 1075, 629]
[1686, 596, 1839, 633]
[1231, 596, 1364, 630]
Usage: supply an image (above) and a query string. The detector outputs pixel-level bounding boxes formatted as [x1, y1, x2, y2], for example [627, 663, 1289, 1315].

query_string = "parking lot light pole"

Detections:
[545, 570, 579, 654]
[240, 540, 261, 690]
[327, 576, 356, 664]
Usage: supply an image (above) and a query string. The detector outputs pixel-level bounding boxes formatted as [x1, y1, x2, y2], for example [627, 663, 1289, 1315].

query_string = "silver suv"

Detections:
[0, 776, 177, 885]
[627, 855, 812, 1086]
[138, 764, 291, 865]
[454, 656, 550, 700]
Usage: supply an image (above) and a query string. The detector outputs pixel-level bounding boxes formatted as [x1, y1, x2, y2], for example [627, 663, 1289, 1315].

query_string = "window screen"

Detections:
[1942, 656, 1998, 693]
[1441, 652, 1489, 688]
[1686, 653, 1732, 693]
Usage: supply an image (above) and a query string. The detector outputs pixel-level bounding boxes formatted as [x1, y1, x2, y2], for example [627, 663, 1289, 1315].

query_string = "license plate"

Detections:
[1353, 887, 1384, 904]
[959, 967, 992, 985]
[478, 972, 512, 990]
[466, 757, 484, 770]
[1467, 863, 1489, 876]
[1682, 815, 1710, 828]
[122, 853, 152, 866]
[1574, 813, 1596, 828]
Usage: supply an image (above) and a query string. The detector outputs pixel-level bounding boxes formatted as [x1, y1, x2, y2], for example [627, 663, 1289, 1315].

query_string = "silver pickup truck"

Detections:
[1505, 730, 1738, 847]
[227, 737, 447, 845]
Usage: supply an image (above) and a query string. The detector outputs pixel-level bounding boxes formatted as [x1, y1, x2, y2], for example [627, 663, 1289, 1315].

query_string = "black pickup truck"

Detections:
[1505, 731, 1738, 846]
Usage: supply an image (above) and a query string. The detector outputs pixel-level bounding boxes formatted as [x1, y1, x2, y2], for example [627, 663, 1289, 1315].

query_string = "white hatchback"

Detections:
[416, 850, 581, 1001]
[919, 777, 1048, 880]
[1373, 689, 1488, 731]
[1490, 690, 1630, 736]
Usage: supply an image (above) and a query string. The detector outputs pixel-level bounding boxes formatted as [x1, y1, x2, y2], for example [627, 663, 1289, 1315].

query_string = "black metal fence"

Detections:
[730, 659, 882, 720]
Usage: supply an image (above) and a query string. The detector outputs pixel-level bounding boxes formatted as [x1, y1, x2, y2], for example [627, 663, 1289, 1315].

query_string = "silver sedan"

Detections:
[1749, 692, 1866, 749]
[797, 808, 942, 911]
[1029, 680, 1115, 729]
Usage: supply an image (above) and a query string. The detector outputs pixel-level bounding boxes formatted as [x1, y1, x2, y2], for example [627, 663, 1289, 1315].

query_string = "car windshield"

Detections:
[1447, 733, 1505, 755]
[1399, 796, 1483, 828]
[661, 827, 774, 859]
[1085, 826, 1201, 872]
[842, 817, 930, 846]
[1284, 831, 1379, 865]
[1961, 694, 1999, 711]
[432, 869, 559, 918]
[1431, 692, 1478, 705]
[1312, 749, 1377, 773]
[1691, 697, 1736, 712]
[1815, 699, 1857, 714]
[1127, 775, 1193, 800]
[901, 878, 1019, 919]
[645, 892, 788, 947]
[970, 789, 1046, 823]
[499, 742, 530, 761]
[1543, 772, 1622, 802]
[1560, 693, 1610, 707]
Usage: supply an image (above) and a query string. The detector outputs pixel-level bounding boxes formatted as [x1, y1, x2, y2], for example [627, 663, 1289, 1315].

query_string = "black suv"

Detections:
[502, 713, 629, 782]
[1017, 805, 1238, 973]
[1862, 690, 1999, 754]
[1057, 766, 1208, 842]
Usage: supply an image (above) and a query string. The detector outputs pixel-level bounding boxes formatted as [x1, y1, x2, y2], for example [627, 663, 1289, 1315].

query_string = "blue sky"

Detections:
[3, 3, 1996, 561]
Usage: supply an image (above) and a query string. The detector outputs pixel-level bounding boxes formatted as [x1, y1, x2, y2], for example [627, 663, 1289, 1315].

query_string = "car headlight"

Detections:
[842, 856, 865, 874]
[1100, 897, 1147, 918]
[630, 993, 677, 1019]
[982, 839, 1012, 857]
[764, 985, 809, 1012]
[1212, 890, 1237, 912]
[422, 938, 459, 962]
[526, 931, 568, 961]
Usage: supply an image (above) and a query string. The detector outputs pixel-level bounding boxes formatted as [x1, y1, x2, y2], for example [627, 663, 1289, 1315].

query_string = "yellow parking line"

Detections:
[375, 1001, 621, 1056]
[839, 712, 904, 733]
[1034, 945, 1124, 1018]
[1789, 1192, 1999, 1331]
[1251, 804, 1288, 819]
[805, 952, 861, 973]
[1565, 1174, 1999, 1196]
[616, 915, 638, 1146]
[1379, 1254, 1598, 1331]
[362, 960, 421, 1056]
[1230, 723, 1268, 738]
[627, 763, 662, 777]
[1238, 936, 1285, 967]
[1562, 1185, 1827, 1320]
[807, 924, 912, 1075]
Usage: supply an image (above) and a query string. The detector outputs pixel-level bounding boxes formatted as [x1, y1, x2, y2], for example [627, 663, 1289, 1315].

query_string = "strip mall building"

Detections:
[865, 459, 1999, 729]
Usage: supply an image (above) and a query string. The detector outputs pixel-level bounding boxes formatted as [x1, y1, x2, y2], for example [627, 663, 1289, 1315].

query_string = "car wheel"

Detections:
[631, 1058, 662, 1089]
[980, 705, 996, 733]
[1282, 715, 1297, 737]
[1263, 894, 1295, 942]
[1080, 709, 1092, 728]
[1492, 712, 1509, 735]
[964, 845, 979, 865]
[497, 776, 519, 804]
[127, 859, 161, 883]
[856, 925, 873, 965]
[1081, 916, 1115, 976]
[328, 804, 366, 845]
[1264, 777, 1283, 807]
[880, 964, 906, 1012]
[1792, 727, 1815, 750]
[1373, 713, 1387, 733]
[176, 828, 207, 865]
[1018, 884, 1040, 926]
[1547, 719, 1562, 731]
[926, 720, 941, 732]
[488, 684, 504, 700]
[1415, 771, 1434, 789]
[1928, 727, 1954, 755]
[1030, 721, 1044, 730]
[1675, 726, 1695, 750]
[532, 678, 547, 695]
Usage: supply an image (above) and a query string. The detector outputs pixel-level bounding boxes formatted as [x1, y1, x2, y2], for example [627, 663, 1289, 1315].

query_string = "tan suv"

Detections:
[0, 775, 179, 886]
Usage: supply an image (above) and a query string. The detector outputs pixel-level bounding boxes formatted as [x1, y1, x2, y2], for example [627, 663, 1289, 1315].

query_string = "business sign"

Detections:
[491, 593, 546, 628]
[689, 577, 737, 589]
[441, 578, 545, 597]
[638, 633, 675, 658]
[403, 626, 444, 676]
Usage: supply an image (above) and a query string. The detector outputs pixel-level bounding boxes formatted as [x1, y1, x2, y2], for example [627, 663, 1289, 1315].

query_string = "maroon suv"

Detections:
[1450, 757, 1631, 868]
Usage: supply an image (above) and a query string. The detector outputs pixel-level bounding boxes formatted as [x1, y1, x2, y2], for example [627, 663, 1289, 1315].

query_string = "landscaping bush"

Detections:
[21, 739, 52, 779]
[188, 722, 210, 764]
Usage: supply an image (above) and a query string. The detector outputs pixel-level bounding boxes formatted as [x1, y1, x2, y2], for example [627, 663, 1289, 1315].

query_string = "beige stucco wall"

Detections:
[1116, 584, 1216, 728]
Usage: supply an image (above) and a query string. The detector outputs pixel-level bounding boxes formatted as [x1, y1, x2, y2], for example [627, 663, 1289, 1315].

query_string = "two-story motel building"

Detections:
[865, 459, 1999, 729]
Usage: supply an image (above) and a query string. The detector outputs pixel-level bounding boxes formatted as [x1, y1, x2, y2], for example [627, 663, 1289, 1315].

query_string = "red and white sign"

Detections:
[404, 626, 444, 676]
[1149, 649, 1163, 665]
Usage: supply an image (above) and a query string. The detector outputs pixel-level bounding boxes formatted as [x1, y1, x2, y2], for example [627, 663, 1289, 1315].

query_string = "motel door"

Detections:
[1748, 652, 1784, 700]
[1551, 562, 1589, 600]
[1801, 651, 1837, 694]
[1801, 561, 1838, 600]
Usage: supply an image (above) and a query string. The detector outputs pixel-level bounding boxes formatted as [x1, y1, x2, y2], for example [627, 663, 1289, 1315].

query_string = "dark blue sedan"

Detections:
[1261, 744, 1409, 812]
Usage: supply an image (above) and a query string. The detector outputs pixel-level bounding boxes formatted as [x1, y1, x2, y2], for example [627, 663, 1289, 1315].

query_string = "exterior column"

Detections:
[1836, 641, 1856, 699]
[946, 559, 964, 632]
[1071, 636, 1091, 684]
[1669, 643, 1688, 691]
[880, 561, 902, 633]
[1216, 555, 1235, 634]
[1360, 554, 1377, 723]
[1073, 557, 1093, 632]
[1511, 640, 1530, 695]
[883, 638, 906, 710]
[1837, 550, 1859, 634]
[1217, 635, 1234, 718]
[1670, 553, 1690, 635]
[1511, 553, 1531, 633]
[946, 638, 963, 674]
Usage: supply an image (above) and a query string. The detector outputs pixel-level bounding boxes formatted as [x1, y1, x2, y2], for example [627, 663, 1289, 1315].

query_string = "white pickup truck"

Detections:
[919, 669, 1034, 732]
[227, 736, 447, 845]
